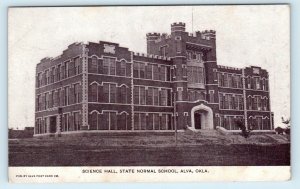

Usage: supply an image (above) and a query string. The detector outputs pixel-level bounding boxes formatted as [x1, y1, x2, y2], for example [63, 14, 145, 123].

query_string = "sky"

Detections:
[8, 5, 290, 129]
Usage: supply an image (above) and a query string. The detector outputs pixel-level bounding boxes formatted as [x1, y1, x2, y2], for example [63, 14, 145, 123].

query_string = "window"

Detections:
[120, 60, 126, 76]
[64, 61, 69, 78]
[45, 92, 49, 109]
[228, 94, 232, 109]
[140, 113, 146, 130]
[134, 86, 139, 104]
[57, 88, 61, 107]
[255, 77, 260, 90]
[160, 114, 167, 130]
[133, 113, 147, 130]
[103, 58, 109, 74]
[153, 65, 159, 80]
[64, 86, 70, 105]
[161, 46, 167, 56]
[239, 96, 244, 110]
[167, 66, 171, 81]
[68, 61, 75, 77]
[265, 79, 269, 91]
[37, 95, 41, 111]
[103, 83, 109, 102]
[253, 96, 258, 110]
[133, 63, 139, 78]
[154, 114, 160, 130]
[103, 112, 110, 130]
[118, 113, 127, 130]
[187, 66, 205, 84]
[50, 91, 54, 108]
[102, 83, 117, 103]
[110, 84, 116, 103]
[219, 94, 224, 109]
[209, 91, 214, 103]
[153, 88, 159, 105]
[160, 89, 168, 106]
[74, 83, 80, 103]
[196, 52, 203, 61]
[45, 70, 49, 85]
[133, 62, 146, 78]
[51, 67, 55, 83]
[146, 64, 152, 79]
[228, 74, 233, 88]
[218, 73, 223, 86]
[134, 113, 140, 130]
[74, 57, 80, 75]
[89, 111, 98, 130]
[90, 57, 98, 73]
[256, 117, 263, 130]
[140, 86, 146, 105]
[119, 86, 127, 104]
[73, 112, 80, 131]
[223, 73, 228, 87]
[160, 66, 166, 81]
[140, 63, 145, 78]
[110, 59, 116, 75]
[257, 96, 262, 110]
[147, 114, 154, 130]
[177, 88, 183, 101]
[90, 83, 98, 102]
[37, 73, 42, 87]
[110, 112, 117, 130]
[147, 87, 153, 105]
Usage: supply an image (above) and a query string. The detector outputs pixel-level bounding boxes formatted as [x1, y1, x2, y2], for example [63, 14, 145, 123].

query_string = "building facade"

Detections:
[34, 22, 273, 136]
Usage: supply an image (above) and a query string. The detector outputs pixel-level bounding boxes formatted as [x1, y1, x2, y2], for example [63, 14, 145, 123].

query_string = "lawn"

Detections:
[9, 132, 290, 166]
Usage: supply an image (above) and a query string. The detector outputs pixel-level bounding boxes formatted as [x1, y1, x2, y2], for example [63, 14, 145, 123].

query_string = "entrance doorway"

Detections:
[191, 104, 214, 130]
[49, 116, 57, 133]
[194, 112, 202, 129]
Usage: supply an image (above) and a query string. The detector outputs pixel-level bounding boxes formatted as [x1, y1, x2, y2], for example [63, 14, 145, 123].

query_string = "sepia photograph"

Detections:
[8, 5, 290, 182]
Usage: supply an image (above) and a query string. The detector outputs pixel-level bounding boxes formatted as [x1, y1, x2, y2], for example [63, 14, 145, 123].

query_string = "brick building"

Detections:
[34, 22, 273, 136]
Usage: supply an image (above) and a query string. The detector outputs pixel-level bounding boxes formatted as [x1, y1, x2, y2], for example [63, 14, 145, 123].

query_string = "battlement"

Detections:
[171, 22, 186, 27]
[218, 65, 242, 71]
[146, 32, 161, 40]
[133, 51, 171, 61]
[146, 32, 161, 37]
[171, 22, 186, 32]
[201, 30, 216, 39]
[202, 30, 216, 34]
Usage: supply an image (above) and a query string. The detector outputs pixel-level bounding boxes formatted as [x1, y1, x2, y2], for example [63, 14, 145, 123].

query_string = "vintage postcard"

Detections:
[8, 5, 290, 183]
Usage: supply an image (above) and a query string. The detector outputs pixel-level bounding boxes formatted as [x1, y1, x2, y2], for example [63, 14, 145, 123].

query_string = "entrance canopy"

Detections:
[191, 104, 214, 130]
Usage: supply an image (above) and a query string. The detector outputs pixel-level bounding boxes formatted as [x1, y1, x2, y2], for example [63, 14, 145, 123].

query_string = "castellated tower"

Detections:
[146, 32, 160, 55]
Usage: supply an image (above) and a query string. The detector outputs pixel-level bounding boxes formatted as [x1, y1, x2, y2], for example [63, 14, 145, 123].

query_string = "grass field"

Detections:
[9, 132, 290, 166]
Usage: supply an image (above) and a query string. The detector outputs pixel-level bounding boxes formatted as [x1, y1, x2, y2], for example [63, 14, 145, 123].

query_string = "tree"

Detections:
[235, 119, 251, 138]
[281, 116, 291, 135]
[275, 127, 284, 135]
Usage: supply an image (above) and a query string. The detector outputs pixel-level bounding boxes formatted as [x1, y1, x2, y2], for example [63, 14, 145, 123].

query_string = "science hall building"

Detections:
[34, 22, 274, 136]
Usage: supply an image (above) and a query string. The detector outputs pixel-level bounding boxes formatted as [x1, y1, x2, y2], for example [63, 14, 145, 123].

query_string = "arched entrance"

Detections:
[191, 104, 214, 130]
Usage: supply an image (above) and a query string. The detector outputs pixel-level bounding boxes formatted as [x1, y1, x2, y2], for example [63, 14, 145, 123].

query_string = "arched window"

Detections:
[119, 85, 127, 104]
[120, 60, 126, 76]
[118, 113, 127, 130]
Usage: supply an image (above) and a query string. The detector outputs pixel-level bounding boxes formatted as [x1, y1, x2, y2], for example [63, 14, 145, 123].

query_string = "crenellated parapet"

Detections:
[171, 22, 186, 32]
[146, 32, 161, 41]
[133, 51, 171, 61]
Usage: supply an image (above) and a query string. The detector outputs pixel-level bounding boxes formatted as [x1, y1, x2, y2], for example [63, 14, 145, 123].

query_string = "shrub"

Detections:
[275, 127, 284, 135]
[284, 128, 290, 135]
[235, 120, 251, 138]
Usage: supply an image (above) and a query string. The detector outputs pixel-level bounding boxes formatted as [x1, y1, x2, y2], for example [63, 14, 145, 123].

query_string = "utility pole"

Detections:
[173, 92, 177, 146]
